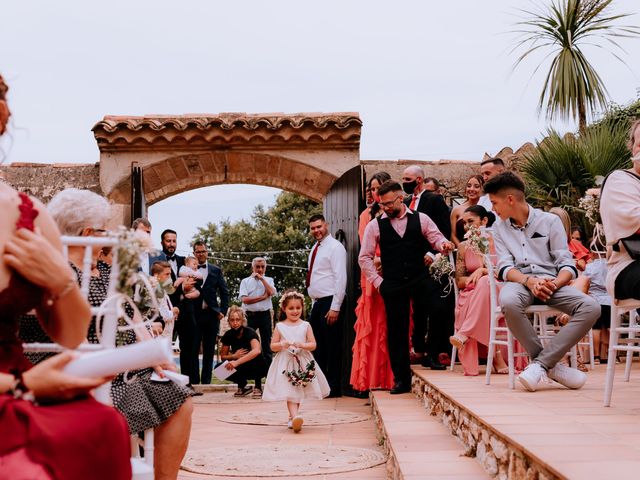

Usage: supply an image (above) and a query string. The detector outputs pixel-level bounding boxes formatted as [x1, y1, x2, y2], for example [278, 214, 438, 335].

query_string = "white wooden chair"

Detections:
[448, 251, 461, 371]
[22, 235, 154, 479]
[484, 257, 529, 389]
[603, 298, 640, 406]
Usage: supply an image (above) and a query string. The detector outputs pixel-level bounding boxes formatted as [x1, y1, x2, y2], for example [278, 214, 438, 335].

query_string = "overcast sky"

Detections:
[1, 0, 639, 248]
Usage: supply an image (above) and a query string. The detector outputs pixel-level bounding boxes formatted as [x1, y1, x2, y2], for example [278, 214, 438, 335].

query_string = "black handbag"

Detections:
[602, 170, 640, 260]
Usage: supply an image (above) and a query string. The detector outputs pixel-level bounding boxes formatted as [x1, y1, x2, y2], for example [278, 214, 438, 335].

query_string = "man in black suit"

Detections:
[192, 241, 229, 384]
[150, 229, 198, 381]
[401, 165, 454, 370]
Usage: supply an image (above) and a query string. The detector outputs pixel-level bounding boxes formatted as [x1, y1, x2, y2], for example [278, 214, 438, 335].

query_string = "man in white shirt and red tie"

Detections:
[306, 214, 347, 398]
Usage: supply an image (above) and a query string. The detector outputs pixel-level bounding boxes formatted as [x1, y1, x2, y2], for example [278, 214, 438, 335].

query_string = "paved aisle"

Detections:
[179, 393, 387, 480]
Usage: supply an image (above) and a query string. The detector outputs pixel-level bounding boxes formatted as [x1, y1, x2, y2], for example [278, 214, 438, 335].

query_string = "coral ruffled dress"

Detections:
[350, 208, 394, 391]
[0, 193, 131, 479]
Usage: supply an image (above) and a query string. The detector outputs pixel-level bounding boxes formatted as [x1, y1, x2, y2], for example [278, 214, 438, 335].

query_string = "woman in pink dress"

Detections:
[350, 172, 395, 393]
[450, 205, 510, 376]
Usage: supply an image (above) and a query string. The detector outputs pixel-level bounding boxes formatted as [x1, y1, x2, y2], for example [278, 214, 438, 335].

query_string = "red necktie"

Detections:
[305, 242, 320, 288]
[409, 194, 418, 210]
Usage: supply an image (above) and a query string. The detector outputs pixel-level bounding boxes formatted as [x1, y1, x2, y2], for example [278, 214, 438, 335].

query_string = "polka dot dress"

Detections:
[73, 263, 193, 434]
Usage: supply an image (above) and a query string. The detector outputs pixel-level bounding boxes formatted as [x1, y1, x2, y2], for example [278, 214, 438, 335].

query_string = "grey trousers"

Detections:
[499, 282, 600, 370]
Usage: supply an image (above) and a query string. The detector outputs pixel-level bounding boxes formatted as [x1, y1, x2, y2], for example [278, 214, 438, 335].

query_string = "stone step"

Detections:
[411, 364, 640, 479]
[371, 390, 490, 479]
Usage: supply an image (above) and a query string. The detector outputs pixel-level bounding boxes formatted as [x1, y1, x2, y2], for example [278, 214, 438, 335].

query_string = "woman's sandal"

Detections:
[449, 334, 468, 350]
[252, 388, 262, 399]
[492, 364, 510, 374]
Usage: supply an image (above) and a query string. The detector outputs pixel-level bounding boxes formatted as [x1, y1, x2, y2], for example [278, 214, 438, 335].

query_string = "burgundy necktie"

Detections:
[305, 242, 320, 288]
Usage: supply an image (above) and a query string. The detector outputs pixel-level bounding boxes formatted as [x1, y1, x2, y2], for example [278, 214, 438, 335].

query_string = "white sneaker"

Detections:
[548, 363, 587, 389]
[291, 416, 304, 433]
[518, 362, 547, 392]
[287, 419, 293, 429]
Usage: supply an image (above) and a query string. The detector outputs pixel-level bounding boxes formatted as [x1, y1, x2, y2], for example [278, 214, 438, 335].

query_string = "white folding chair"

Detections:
[448, 251, 461, 371]
[603, 298, 640, 406]
[484, 260, 529, 389]
[22, 235, 154, 479]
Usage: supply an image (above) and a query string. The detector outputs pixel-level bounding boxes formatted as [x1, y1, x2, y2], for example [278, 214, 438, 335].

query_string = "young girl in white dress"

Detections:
[263, 290, 330, 432]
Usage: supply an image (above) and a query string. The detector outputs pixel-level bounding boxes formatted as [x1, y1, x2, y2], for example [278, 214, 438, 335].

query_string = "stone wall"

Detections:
[362, 143, 534, 200]
[411, 374, 562, 480]
[0, 162, 102, 203]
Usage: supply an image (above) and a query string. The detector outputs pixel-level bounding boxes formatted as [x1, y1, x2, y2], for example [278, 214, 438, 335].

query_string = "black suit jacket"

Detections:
[405, 191, 452, 251]
[196, 264, 229, 318]
[149, 251, 185, 307]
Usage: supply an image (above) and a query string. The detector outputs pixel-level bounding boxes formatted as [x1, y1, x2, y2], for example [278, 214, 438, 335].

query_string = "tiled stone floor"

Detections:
[178, 394, 387, 479]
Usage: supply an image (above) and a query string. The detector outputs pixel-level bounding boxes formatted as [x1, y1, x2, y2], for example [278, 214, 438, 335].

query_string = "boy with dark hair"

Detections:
[484, 172, 599, 392]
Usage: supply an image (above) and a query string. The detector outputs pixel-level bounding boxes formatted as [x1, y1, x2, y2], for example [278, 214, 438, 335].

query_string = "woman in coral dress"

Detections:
[450, 205, 512, 376]
[0, 74, 131, 479]
[350, 172, 395, 393]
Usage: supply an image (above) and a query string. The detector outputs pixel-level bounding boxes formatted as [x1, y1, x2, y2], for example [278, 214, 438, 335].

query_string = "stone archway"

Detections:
[92, 113, 362, 225]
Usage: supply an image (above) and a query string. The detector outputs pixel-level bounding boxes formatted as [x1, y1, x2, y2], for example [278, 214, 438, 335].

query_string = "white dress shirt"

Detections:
[307, 234, 347, 311]
[139, 252, 150, 275]
[477, 194, 493, 211]
[239, 275, 276, 312]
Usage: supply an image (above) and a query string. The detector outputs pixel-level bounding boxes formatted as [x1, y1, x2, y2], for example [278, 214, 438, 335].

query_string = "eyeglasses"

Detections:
[378, 195, 404, 208]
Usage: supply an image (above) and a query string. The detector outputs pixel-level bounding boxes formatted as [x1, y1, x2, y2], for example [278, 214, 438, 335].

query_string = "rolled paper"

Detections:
[63, 338, 173, 378]
[161, 370, 190, 386]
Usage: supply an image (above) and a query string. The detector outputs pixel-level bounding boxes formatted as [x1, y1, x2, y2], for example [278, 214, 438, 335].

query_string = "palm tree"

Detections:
[512, 0, 639, 134]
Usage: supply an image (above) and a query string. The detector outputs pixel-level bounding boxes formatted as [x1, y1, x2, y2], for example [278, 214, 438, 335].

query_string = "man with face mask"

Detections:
[359, 180, 454, 394]
[401, 166, 455, 368]
[401, 166, 451, 240]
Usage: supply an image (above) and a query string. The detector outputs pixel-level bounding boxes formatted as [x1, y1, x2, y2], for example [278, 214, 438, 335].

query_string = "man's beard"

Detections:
[387, 208, 400, 219]
[163, 246, 176, 254]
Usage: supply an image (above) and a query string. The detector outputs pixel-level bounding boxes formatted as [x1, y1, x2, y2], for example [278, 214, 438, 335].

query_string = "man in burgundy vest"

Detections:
[359, 180, 454, 394]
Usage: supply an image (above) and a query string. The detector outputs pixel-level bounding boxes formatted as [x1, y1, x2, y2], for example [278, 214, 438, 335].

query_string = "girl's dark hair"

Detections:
[368, 171, 392, 219]
[464, 204, 496, 227]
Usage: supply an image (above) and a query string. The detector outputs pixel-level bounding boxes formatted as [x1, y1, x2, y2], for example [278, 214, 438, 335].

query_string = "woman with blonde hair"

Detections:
[219, 305, 266, 398]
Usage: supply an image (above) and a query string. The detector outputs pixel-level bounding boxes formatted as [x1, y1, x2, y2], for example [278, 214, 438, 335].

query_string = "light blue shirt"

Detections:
[493, 205, 577, 281]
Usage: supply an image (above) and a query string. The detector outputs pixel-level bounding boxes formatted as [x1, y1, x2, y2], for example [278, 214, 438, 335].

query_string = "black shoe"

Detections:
[346, 389, 369, 399]
[389, 382, 411, 394]
[421, 356, 446, 370]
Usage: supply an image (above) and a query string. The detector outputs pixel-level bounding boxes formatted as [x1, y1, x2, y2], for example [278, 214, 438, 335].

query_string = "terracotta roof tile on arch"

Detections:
[92, 112, 362, 151]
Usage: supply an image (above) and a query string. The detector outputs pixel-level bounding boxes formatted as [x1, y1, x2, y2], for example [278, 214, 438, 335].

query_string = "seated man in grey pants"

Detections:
[484, 172, 599, 391]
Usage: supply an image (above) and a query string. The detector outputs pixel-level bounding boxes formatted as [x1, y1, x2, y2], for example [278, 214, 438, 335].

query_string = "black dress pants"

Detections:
[175, 311, 198, 384]
[413, 276, 454, 357]
[246, 310, 273, 363]
[308, 296, 342, 394]
[193, 309, 220, 384]
[380, 277, 435, 385]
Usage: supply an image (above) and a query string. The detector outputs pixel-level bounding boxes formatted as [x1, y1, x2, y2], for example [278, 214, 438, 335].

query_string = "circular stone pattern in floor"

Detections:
[217, 409, 370, 426]
[181, 445, 386, 477]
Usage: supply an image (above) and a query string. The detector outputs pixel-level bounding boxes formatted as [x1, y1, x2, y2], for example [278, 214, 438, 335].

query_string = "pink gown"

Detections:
[454, 246, 526, 376]
[350, 208, 394, 391]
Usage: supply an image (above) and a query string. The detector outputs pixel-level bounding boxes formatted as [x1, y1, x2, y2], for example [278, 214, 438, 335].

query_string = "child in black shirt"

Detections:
[220, 306, 267, 398]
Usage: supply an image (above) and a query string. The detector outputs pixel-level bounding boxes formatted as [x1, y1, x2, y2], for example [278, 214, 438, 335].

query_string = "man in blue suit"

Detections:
[192, 241, 229, 384]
